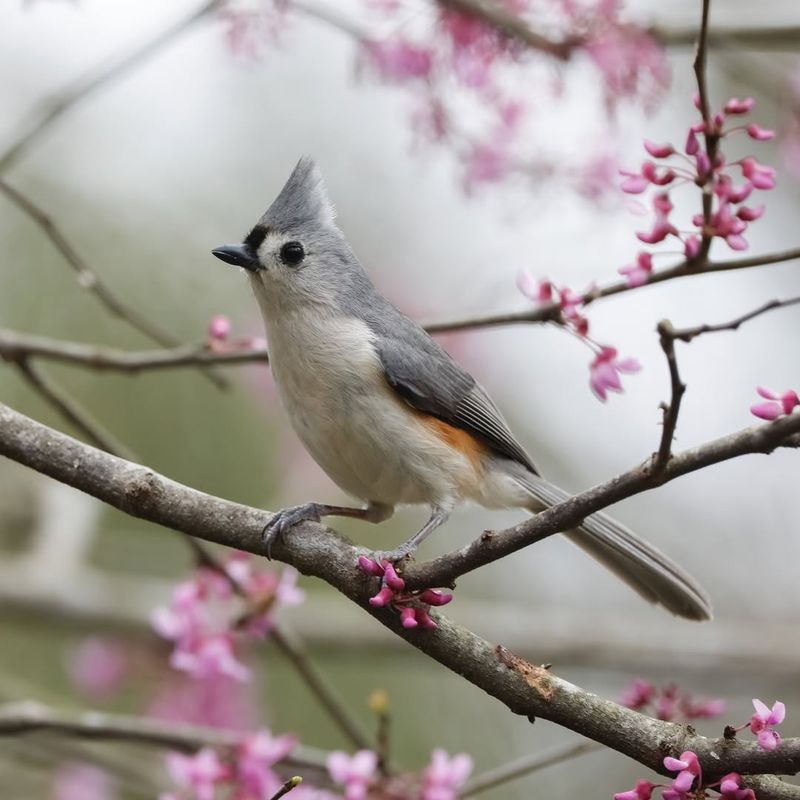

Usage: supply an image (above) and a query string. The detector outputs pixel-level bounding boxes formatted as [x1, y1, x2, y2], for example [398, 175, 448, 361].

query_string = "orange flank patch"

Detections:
[422, 415, 487, 470]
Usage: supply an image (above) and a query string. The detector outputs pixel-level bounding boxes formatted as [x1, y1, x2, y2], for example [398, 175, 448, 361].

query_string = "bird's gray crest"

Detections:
[260, 157, 335, 230]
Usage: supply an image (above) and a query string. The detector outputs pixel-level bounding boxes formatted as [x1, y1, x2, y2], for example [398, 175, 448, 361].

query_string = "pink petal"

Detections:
[663, 756, 689, 772]
[725, 234, 749, 251]
[644, 140, 674, 158]
[747, 124, 775, 141]
[752, 698, 772, 720]
[768, 700, 786, 724]
[357, 556, 384, 576]
[737, 205, 764, 221]
[750, 402, 782, 421]
[400, 607, 418, 628]
[782, 391, 800, 414]
[756, 386, 779, 400]
[724, 97, 755, 114]
[757, 729, 780, 750]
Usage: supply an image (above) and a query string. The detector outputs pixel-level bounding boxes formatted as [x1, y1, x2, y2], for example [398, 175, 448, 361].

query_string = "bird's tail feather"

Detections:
[516, 473, 712, 621]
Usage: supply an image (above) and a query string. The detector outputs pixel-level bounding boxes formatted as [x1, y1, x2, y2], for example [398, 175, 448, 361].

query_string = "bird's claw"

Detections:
[261, 503, 320, 559]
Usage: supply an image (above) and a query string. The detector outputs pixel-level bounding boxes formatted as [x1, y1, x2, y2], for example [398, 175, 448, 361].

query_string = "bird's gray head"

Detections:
[212, 157, 371, 315]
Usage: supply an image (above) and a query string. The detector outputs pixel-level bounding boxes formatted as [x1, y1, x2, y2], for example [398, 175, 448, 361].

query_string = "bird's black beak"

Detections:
[211, 244, 260, 272]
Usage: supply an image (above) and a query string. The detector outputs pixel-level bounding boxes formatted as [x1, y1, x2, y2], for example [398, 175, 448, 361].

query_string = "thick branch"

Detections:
[1, 403, 799, 793]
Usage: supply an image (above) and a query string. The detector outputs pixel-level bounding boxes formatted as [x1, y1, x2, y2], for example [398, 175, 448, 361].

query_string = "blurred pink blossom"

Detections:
[363, 39, 434, 81]
[67, 637, 130, 701]
[54, 762, 115, 800]
[421, 749, 473, 800]
[208, 314, 231, 342]
[327, 749, 378, 800]
[618, 251, 652, 287]
[589, 346, 640, 402]
[164, 748, 230, 800]
[152, 555, 303, 681]
[619, 680, 725, 722]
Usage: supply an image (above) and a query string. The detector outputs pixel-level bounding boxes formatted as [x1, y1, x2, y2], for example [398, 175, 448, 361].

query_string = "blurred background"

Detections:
[1, 0, 799, 797]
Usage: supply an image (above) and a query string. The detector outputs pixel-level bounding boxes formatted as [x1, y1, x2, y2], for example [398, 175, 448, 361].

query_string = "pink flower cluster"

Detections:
[615, 751, 755, 800]
[205, 314, 267, 353]
[162, 728, 299, 800]
[517, 271, 640, 402]
[619, 97, 775, 287]
[152, 553, 304, 682]
[357, 1, 669, 192]
[619, 679, 725, 722]
[326, 747, 472, 800]
[750, 386, 799, 421]
[357, 556, 452, 629]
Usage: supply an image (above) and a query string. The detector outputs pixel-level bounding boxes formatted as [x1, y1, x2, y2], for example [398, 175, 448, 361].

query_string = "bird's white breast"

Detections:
[253, 301, 477, 507]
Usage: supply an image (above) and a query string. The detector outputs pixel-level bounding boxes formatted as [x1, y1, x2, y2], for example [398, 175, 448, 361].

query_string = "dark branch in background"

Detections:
[270, 625, 373, 751]
[1, 248, 799, 377]
[0, 1, 221, 174]
[459, 740, 600, 798]
[670, 296, 800, 342]
[0, 701, 328, 774]
[650, 296, 800, 472]
[1, 405, 800, 799]
[652, 320, 686, 474]
[13, 358, 137, 461]
[0, 179, 180, 350]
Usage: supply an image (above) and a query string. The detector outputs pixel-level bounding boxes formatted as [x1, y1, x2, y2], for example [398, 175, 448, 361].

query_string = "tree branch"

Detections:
[0, 1, 220, 174]
[0, 700, 327, 772]
[652, 320, 686, 473]
[0, 403, 799, 794]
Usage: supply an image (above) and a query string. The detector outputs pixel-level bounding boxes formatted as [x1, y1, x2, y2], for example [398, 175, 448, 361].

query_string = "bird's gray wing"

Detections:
[375, 334, 539, 475]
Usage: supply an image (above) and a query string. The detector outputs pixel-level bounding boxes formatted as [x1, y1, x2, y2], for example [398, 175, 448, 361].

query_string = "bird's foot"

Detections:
[370, 544, 416, 566]
[262, 502, 321, 559]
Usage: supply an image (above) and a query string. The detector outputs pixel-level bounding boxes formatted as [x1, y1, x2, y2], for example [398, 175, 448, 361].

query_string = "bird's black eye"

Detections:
[279, 241, 305, 266]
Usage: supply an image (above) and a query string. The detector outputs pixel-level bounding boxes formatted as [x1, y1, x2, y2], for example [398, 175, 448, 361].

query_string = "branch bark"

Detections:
[1, 402, 799, 794]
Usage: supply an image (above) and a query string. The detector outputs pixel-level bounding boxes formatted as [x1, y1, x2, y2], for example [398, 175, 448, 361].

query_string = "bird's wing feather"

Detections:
[375, 335, 538, 474]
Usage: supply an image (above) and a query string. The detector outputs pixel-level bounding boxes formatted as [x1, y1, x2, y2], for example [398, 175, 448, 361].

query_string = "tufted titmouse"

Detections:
[212, 158, 711, 621]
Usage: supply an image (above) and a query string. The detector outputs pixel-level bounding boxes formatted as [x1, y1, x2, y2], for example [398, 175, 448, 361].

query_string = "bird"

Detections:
[211, 157, 711, 621]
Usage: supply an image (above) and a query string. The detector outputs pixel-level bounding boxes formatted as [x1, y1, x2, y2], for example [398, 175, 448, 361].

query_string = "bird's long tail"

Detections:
[516, 472, 712, 621]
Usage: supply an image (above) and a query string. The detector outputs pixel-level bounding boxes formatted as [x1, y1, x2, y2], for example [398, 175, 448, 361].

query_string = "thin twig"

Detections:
[270, 625, 373, 751]
[269, 777, 303, 800]
[0, 1, 220, 174]
[670, 297, 800, 342]
[459, 740, 600, 797]
[0, 700, 328, 772]
[14, 358, 137, 461]
[652, 320, 686, 474]
[1, 247, 799, 375]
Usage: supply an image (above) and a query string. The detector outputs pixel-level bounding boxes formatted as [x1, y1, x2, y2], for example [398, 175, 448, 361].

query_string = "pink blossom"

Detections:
[207, 314, 231, 342]
[67, 637, 129, 700]
[589, 346, 640, 402]
[636, 193, 677, 244]
[54, 762, 114, 800]
[662, 751, 701, 800]
[719, 773, 756, 800]
[152, 556, 303, 681]
[620, 169, 648, 194]
[364, 39, 434, 82]
[740, 156, 776, 190]
[736, 205, 764, 222]
[644, 140, 674, 158]
[421, 749, 473, 800]
[357, 557, 452, 629]
[327, 750, 378, 800]
[619, 679, 655, 710]
[236, 729, 298, 798]
[618, 252, 652, 287]
[724, 97, 755, 115]
[746, 123, 775, 141]
[683, 235, 701, 259]
[165, 748, 230, 800]
[750, 698, 786, 750]
[750, 387, 800, 421]
[516, 270, 553, 302]
[614, 779, 656, 800]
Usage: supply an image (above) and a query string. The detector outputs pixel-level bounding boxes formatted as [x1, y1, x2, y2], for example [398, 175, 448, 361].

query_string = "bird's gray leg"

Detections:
[262, 501, 393, 559]
[374, 504, 451, 563]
